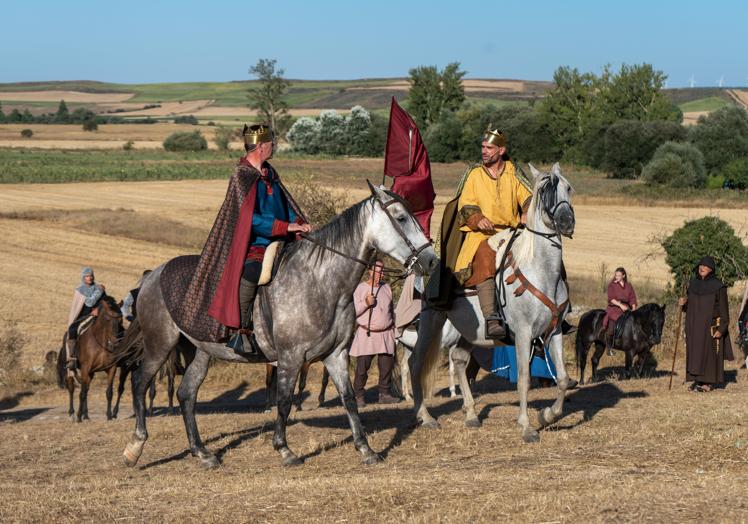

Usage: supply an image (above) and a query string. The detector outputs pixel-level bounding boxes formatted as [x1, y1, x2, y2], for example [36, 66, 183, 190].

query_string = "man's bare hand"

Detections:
[365, 294, 377, 307]
[713, 331, 722, 339]
[678, 297, 687, 306]
[288, 223, 312, 234]
[476, 217, 494, 232]
[91, 309, 99, 317]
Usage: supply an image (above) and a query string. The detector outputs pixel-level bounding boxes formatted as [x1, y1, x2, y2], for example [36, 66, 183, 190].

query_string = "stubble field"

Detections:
[1, 159, 747, 523]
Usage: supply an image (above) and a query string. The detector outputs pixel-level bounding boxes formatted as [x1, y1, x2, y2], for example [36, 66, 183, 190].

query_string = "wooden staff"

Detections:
[669, 273, 688, 390]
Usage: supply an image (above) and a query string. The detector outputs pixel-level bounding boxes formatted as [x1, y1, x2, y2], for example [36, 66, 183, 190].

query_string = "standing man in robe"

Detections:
[678, 256, 735, 392]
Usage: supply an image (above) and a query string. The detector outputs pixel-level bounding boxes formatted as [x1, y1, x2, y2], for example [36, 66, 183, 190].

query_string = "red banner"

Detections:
[383, 98, 435, 239]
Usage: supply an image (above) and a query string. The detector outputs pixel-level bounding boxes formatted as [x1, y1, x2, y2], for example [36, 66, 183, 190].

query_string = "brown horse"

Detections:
[56, 295, 124, 422]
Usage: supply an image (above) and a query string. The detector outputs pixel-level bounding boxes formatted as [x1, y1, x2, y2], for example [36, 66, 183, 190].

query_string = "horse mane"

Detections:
[100, 294, 122, 315]
[284, 198, 370, 265]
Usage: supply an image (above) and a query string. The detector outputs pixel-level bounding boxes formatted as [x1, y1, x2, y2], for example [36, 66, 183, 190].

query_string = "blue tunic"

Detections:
[250, 170, 298, 248]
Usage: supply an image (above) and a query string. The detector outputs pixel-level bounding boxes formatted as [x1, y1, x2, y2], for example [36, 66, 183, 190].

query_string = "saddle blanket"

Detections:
[471, 345, 558, 383]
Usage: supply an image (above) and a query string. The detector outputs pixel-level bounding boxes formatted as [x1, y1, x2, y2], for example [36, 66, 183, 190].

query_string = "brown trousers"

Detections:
[353, 354, 394, 398]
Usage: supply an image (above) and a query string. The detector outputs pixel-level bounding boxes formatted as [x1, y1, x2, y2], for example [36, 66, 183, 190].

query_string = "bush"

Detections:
[719, 157, 748, 190]
[641, 141, 706, 188]
[82, 119, 98, 132]
[661, 216, 748, 289]
[424, 112, 463, 163]
[174, 115, 199, 125]
[602, 120, 687, 179]
[317, 110, 347, 155]
[163, 130, 208, 152]
[705, 174, 726, 189]
[345, 105, 372, 156]
[213, 126, 235, 151]
[285, 176, 343, 226]
[286, 117, 321, 154]
[689, 106, 748, 174]
[123, 140, 134, 151]
[20, 128, 33, 138]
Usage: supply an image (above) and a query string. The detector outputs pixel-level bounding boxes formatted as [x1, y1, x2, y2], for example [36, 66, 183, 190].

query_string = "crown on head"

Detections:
[482, 124, 506, 148]
[242, 124, 274, 146]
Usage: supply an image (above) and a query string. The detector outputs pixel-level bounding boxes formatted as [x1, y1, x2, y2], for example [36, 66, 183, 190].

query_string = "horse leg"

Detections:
[123, 338, 175, 468]
[576, 336, 589, 385]
[448, 348, 458, 398]
[539, 333, 569, 428]
[323, 347, 381, 465]
[77, 372, 91, 423]
[67, 377, 75, 421]
[410, 309, 446, 429]
[401, 347, 413, 402]
[175, 349, 218, 469]
[515, 333, 539, 443]
[147, 376, 157, 417]
[167, 359, 176, 415]
[272, 359, 306, 466]
[264, 364, 276, 413]
[318, 366, 330, 407]
[113, 366, 129, 419]
[590, 342, 605, 382]
[296, 361, 310, 411]
[624, 350, 634, 379]
[106, 366, 116, 420]
[452, 344, 480, 428]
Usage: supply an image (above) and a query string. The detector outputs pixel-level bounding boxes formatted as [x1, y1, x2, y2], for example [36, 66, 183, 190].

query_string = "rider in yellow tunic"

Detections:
[455, 127, 532, 339]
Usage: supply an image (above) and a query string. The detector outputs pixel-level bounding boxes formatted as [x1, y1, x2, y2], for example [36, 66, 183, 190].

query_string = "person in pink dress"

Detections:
[350, 261, 399, 407]
[603, 267, 638, 353]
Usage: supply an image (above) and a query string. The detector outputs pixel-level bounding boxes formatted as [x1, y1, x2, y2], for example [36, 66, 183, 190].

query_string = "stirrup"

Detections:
[227, 329, 258, 355]
[65, 358, 77, 370]
[484, 314, 506, 339]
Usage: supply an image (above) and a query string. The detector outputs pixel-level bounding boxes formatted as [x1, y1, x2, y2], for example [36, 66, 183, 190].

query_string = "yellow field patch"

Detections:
[0, 90, 134, 103]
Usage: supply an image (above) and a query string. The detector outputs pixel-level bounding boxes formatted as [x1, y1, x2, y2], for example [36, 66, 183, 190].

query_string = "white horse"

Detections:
[409, 163, 575, 442]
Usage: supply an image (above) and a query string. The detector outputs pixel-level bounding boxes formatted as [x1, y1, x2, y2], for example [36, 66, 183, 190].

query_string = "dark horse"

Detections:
[115, 184, 437, 469]
[575, 302, 666, 384]
[56, 295, 124, 422]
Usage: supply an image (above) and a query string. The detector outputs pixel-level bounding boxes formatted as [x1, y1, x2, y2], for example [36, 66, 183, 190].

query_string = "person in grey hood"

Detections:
[65, 267, 105, 369]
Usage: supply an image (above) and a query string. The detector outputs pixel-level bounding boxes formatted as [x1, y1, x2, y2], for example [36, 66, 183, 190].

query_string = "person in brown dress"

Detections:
[602, 267, 638, 354]
[678, 256, 735, 392]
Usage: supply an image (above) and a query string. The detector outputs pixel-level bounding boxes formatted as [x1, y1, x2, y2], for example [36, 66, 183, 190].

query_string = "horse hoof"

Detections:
[123, 441, 144, 467]
[200, 455, 221, 470]
[282, 455, 303, 467]
[465, 417, 482, 428]
[566, 379, 579, 390]
[521, 429, 540, 443]
[421, 419, 440, 430]
[363, 453, 383, 465]
[263, 407, 272, 414]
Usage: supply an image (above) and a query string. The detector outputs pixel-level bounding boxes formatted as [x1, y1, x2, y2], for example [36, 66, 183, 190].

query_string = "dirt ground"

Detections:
[1, 360, 747, 522]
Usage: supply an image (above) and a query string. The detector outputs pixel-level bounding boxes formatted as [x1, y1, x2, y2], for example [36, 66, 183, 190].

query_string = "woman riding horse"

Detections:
[603, 267, 638, 354]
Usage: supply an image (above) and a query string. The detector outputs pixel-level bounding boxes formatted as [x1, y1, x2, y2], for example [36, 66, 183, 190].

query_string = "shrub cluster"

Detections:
[163, 131, 208, 152]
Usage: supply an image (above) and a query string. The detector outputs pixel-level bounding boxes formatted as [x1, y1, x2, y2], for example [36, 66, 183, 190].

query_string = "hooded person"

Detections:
[65, 267, 105, 369]
[679, 256, 735, 392]
[163, 124, 310, 354]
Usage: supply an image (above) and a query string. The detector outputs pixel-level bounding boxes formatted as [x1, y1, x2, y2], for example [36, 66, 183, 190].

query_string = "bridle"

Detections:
[524, 175, 574, 249]
[90, 302, 123, 352]
[300, 190, 432, 276]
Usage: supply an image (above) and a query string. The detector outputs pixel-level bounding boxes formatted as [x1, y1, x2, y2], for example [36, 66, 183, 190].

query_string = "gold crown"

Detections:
[242, 124, 274, 145]
[482, 124, 506, 148]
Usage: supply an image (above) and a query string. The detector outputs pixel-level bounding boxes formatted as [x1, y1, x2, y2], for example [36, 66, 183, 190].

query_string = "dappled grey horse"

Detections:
[409, 164, 575, 443]
[120, 183, 437, 468]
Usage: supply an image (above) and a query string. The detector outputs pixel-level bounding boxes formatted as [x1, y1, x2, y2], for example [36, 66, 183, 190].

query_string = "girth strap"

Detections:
[504, 250, 568, 340]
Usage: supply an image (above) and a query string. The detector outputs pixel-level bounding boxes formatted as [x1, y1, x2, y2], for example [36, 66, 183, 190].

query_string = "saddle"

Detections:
[76, 316, 96, 337]
[609, 311, 631, 349]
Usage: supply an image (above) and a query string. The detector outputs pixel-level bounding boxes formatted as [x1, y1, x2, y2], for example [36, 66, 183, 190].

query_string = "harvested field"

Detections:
[0, 90, 134, 103]
[0, 356, 747, 522]
[348, 79, 527, 92]
[728, 89, 748, 110]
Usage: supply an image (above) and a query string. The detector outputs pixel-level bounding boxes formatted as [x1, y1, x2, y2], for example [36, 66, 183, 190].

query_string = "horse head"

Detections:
[638, 303, 666, 346]
[98, 295, 125, 340]
[528, 163, 575, 238]
[366, 181, 438, 276]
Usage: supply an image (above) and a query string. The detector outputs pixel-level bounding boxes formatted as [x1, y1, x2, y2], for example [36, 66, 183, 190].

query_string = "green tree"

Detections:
[641, 141, 706, 188]
[82, 118, 98, 132]
[55, 99, 69, 123]
[597, 63, 680, 122]
[213, 126, 235, 151]
[163, 130, 208, 152]
[719, 158, 748, 190]
[689, 106, 748, 174]
[0, 102, 5, 123]
[407, 62, 465, 129]
[602, 120, 687, 178]
[661, 216, 748, 289]
[247, 58, 291, 135]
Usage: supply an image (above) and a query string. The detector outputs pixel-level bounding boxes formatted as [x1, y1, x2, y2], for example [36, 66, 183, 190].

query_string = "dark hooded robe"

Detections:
[161, 159, 302, 343]
[684, 256, 734, 385]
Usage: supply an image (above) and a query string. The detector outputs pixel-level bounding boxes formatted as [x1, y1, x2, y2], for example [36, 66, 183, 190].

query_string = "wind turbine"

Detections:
[689, 75, 696, 88]
[717, 75, 724, 88]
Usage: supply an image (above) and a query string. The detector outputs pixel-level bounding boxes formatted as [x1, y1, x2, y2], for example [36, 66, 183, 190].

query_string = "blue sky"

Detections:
[1, 0, 745, 87]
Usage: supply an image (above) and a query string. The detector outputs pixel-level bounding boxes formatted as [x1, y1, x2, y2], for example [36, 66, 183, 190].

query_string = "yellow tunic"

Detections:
[454, 162, 532, 274]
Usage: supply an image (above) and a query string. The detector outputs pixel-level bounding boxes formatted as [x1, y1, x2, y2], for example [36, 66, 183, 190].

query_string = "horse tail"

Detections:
[419, 335, 441, 401]
[112, 317, 144, 367]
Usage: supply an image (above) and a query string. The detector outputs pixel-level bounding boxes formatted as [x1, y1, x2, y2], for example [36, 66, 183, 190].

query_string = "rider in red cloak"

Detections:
[167, 124, 309, 349]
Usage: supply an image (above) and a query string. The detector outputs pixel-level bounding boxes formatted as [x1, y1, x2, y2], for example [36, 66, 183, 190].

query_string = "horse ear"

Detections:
[660, 303, 667, 311]
[366, 179, 377, 196]
[551, 162, 562, 176]
[528, 163, 542, 179]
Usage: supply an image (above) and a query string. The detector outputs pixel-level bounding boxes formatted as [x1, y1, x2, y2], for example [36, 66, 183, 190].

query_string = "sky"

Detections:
[1, 0, 746, 87]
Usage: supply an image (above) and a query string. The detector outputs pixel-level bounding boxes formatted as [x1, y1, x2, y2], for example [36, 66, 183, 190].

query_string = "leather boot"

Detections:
[65, 338, 77, 370]
[227, 278, 258, 354]
[476, 279, 506, 339]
